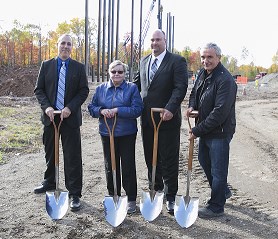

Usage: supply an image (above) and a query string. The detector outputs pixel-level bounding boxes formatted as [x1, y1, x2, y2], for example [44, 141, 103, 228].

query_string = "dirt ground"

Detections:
[0, 70, 278, 239]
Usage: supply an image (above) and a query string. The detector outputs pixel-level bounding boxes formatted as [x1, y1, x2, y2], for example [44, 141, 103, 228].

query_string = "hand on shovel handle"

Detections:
[189, 110, 198, 118]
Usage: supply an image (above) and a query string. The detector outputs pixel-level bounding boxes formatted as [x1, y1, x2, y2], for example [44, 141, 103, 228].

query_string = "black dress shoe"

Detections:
[70, 196, 81, 211]
[166, 201, 175, 213]
[34, 184, 55, 194]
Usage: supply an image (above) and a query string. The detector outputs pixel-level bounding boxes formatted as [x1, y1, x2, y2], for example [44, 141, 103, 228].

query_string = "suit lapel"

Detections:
[65, 59, 74, 95]
[143, 55, 151, 81]
[53, 58, 59, 93]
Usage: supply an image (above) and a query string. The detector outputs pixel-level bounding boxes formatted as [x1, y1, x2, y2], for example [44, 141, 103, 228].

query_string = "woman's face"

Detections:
[109, 64, 125, 86]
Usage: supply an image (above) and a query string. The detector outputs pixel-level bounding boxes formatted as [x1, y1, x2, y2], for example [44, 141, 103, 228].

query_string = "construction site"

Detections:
[0, 0, 278, 238]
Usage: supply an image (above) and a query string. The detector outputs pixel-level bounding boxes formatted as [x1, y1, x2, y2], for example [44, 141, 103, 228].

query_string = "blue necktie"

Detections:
[150, 58, 158, 81]
[56, 62, 66, 110]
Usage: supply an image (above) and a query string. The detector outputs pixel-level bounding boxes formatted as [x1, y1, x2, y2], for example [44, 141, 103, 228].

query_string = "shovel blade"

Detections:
[174, 195, 199, 228]
[140, 190, 164, 222]
[104, 195, 128, 227]
[46, 190, 69, 220]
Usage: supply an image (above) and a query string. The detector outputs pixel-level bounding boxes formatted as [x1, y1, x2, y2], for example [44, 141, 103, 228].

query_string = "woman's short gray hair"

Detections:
[203, 42, 222, 56]
[109, 60, 127, 72]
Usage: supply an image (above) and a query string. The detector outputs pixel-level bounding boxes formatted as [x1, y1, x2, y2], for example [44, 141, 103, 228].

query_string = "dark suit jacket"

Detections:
[34, 57, 89, 128]
[134, 51, 188, 129]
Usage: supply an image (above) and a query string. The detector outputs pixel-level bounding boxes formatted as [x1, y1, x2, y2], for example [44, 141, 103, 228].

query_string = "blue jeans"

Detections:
[198, 135, 233, 213]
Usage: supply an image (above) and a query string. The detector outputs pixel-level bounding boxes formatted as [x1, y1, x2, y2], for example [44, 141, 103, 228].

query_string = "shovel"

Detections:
[103, 115, 128, 227]
[46, 110, 69, 220]
[174, 113, 199, 228]
[140, 108, 164, 222]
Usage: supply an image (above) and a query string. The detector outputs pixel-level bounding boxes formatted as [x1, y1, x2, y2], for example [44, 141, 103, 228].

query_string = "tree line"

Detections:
[1, 18, 278, 79]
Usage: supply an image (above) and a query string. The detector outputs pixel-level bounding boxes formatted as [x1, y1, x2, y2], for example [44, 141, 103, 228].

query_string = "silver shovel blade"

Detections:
[174, 195, 199, 228]
[46, 190, 69, 220]
[140, 190, 164, 222]
[104, 195, 128, 227]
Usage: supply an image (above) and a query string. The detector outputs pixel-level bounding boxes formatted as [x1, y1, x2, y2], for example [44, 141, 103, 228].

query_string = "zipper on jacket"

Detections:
[111, 86, 117, 108]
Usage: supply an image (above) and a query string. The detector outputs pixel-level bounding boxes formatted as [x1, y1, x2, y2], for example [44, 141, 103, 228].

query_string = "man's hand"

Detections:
[61, 107, 71, 120]
[45, 107, 55, 121]
[161, 109, 173, 121]
[189, 129, 197, 140]
[185, 107, 198, 118]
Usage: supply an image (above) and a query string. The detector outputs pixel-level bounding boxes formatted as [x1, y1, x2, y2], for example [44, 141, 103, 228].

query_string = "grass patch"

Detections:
[0, 104, 42, 164]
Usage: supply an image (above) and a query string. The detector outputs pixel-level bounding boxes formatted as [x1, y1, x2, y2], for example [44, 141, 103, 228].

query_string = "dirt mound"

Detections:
[0, 65, 39, 97]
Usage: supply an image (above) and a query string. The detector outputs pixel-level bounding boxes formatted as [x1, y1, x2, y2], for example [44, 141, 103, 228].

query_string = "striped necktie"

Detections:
[150, 58, 158, 81]
[56, 61, 66, 110]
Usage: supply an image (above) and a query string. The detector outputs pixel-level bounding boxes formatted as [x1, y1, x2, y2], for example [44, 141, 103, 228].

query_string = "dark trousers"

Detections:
[198, 135, 233, 213]
[141, 125, 180, 202]
[101, 133, 137, 201]
[43, 117, 83, 197]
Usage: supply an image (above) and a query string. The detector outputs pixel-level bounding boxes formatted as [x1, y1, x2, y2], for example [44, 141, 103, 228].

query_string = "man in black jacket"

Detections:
[134, 29, 188, 213]
[34, 34, 89, 211]
[186, 42, 237, 218]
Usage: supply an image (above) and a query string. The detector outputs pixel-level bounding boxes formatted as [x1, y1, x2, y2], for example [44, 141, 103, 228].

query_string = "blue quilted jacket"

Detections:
[88, 79, 143, 137]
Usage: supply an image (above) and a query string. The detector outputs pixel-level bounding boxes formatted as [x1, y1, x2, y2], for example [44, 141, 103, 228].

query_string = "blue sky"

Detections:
[1, 0, 277, 68]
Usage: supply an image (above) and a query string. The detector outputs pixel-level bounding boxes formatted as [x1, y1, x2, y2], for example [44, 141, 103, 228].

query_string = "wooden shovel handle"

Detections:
[187, 117, 194, 171]
[150, 108, 163, 167]
[104, 115, 117, 171]
[53, 111, 62, 167]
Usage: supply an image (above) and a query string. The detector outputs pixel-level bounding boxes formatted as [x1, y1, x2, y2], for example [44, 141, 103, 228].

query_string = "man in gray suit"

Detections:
[34, 34, 89, 211]
[134, 29, 188, 213]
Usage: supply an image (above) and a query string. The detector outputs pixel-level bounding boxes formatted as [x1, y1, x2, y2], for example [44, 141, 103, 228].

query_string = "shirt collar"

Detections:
[151, 49, 166, 65]
[108, 79, 126, 89]
[58, 57, 70, 67]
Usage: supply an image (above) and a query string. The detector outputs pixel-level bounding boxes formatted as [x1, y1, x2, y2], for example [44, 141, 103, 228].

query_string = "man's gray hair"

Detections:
[203, 42, 222, 56]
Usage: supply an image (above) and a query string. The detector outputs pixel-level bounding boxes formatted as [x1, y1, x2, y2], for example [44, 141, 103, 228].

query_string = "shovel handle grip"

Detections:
[151, 107, 164, 113]
[54, 110, 62, 114]
[189, 110, 198, 118]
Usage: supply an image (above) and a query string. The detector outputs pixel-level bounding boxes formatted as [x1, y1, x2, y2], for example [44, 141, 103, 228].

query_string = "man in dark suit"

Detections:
[134, 29, 188, 213]
[34, 34, 89, 211]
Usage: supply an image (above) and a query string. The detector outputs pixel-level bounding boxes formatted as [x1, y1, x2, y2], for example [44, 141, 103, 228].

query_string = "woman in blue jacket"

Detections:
[88, 60, 143, 214]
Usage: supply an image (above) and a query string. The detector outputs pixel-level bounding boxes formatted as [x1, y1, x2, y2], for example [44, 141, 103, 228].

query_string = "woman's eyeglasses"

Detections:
[111, 70, 124, 74]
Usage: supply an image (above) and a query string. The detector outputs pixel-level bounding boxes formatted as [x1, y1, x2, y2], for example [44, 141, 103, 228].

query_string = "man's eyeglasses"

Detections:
[111, 70, 124, 74]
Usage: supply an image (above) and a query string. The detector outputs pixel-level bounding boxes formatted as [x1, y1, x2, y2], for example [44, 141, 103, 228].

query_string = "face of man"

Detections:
[200, 48, 221, 74]
[150, 30, 166, 57]
[58, 35, 73, 60]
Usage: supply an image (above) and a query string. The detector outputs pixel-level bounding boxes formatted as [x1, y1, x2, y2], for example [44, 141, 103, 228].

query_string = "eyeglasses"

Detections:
[111, 70, 124, 74]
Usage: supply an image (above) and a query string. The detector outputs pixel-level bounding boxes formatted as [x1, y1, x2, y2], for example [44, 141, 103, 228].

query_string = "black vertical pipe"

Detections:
[111, 0, 115, 62]
[107, 0, 112, 81]
[166, 12, 169, 50]
[157, 0, 161, 29]
[172, 16, 175, 52]
[115, 0, 120, 60]
[85, 0, 89, 76]
[167, 12, 172, 52]
[102, 0, 106, 82]
[97, 0, 102, 82]
[129, 0, 134, 81]
[138, 0, 143, 63]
